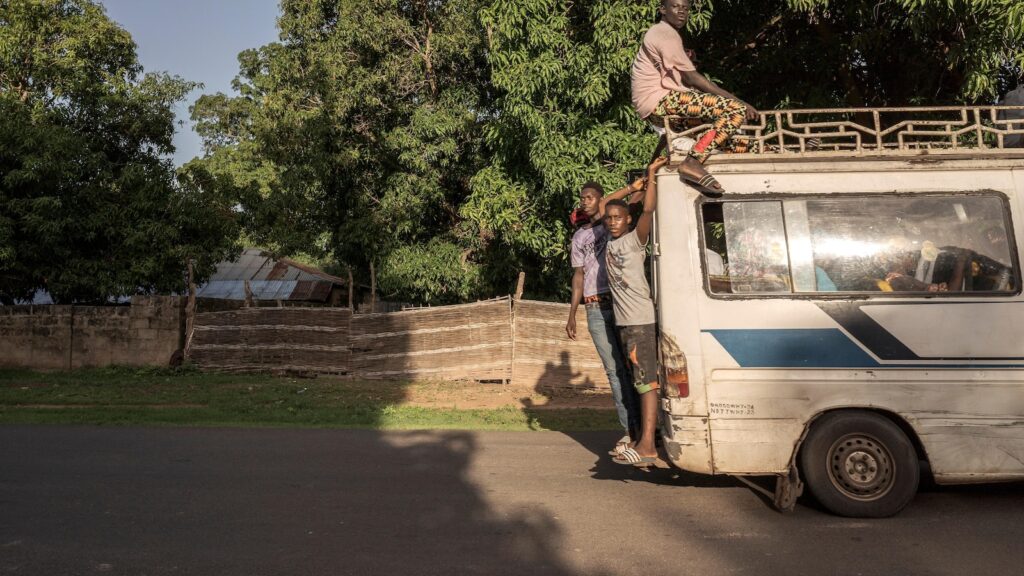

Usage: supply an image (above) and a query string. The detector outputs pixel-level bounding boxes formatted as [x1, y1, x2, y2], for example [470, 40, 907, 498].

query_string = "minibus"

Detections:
[653, 106, 1024, 517]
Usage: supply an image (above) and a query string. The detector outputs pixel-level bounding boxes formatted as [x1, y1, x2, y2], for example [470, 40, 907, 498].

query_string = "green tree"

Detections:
[693, 0, 1024, 109]
[0, 0, 239, 304]
[467, 0, 665, 300]
[194, 0, 1022, 304]
[189, 0, 496, 304]
[475, 0, 1024, 299]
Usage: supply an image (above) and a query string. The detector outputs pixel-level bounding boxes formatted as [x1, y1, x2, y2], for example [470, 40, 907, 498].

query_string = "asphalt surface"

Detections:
[1, 426, 1022, 576]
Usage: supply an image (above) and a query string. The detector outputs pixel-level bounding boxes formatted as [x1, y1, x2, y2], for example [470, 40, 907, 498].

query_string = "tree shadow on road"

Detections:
[520, 352, 621, 457]
[520, 353, 747, 494]
[0, 425, 613, 576]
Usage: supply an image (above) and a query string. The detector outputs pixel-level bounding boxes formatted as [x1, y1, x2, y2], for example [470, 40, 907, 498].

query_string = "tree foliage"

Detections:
[193, 0, 1024, 304]
[699, 0, 1024, 108]
[189, 0, 495, 303]
[0, 0, 239, 304]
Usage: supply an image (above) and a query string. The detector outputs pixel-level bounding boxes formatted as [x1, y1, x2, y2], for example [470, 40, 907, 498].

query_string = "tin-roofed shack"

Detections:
[198, 248, 350, 307]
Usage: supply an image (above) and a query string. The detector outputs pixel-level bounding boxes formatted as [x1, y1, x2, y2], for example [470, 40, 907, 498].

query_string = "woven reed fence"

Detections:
[189, 307, 352, 373]
[188, 298, 613, 389]
[511, 300, 608, 390]
[350, 298, 513, 381]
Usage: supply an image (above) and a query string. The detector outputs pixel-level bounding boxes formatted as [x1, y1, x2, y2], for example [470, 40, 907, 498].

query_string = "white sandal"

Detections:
[608, 436, 631, 456]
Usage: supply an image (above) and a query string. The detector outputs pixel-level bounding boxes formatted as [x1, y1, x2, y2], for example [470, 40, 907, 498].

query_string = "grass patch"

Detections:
[0, 367, 618, 431]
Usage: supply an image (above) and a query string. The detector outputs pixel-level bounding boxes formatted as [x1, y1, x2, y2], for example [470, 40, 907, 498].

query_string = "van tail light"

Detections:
[663, 367, 689, 398]
[659, 334, 689, 398]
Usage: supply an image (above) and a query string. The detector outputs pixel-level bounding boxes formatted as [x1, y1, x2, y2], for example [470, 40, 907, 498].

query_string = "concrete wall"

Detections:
[0, 296, 185, 370]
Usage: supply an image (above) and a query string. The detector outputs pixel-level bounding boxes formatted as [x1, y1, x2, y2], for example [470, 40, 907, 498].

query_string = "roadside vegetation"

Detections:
[0, 367, 618, 431]
[4, 1, 1022, 306]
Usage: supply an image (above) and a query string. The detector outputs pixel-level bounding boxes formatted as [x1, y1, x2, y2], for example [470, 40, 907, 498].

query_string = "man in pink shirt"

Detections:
[631, 0, 759, 193]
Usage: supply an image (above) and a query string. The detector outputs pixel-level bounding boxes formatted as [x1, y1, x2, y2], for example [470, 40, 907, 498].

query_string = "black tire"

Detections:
[799, 411, 919, 518]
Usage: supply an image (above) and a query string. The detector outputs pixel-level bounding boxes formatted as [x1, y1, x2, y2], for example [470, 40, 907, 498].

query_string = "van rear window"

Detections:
[700, 194, 1018, 296]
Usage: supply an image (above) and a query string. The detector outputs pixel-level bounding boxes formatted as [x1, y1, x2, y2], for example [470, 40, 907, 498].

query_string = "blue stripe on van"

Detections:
[704, 329, 1024, 368]
[705, 329, 883, 368]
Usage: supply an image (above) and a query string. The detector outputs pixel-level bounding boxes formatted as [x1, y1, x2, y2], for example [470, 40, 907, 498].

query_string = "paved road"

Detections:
[1, 426, 1021, 576]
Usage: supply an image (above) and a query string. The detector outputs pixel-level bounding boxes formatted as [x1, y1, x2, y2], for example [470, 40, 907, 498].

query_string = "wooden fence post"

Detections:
[509, 296, 516, 386]
[510, 272, 526, 385]
[184, 259, 197, 358]
[347, 267, 354, 310]
[370, 262, 376, 313]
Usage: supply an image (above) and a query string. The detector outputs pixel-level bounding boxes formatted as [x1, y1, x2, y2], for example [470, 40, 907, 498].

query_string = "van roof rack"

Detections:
[661, 105, 1024, 161]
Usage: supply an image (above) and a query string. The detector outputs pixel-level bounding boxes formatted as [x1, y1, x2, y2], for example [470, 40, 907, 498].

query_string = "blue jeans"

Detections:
[586, 303, 641, 437]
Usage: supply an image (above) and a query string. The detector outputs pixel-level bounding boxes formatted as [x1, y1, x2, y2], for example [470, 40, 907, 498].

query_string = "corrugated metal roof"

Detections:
[288, 279, 334, 301]
[195, 280, 336, 302]
[7, 249, 344, 305]
[208, 249, 270, 281]
[207, 248, 343, 284]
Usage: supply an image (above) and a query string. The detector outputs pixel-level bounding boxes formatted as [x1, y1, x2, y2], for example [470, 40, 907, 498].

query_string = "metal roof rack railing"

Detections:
[662, 105, 1024, 161]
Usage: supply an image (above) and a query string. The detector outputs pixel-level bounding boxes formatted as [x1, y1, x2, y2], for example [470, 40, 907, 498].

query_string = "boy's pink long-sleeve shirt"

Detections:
[631, 21, 697, 119]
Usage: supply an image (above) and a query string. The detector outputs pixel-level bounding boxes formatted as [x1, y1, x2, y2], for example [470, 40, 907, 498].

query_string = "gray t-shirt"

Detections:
[606, 229, 656, 326]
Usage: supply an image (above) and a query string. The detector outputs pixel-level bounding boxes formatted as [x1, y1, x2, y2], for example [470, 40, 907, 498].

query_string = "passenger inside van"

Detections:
[982, 225, 1010, 264]
[880, 240, 964, 292]
[880, 239, 1016, 293]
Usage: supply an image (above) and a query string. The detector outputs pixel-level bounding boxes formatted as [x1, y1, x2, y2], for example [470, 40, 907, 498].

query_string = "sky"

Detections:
[99, 0, 282, 166]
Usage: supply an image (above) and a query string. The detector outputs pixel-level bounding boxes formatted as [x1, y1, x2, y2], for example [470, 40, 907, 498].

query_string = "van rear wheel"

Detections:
[800, 411, 919, 518]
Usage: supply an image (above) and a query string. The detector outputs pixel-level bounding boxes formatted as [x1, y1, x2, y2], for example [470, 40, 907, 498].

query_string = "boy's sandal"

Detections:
[681, 172, 725, 197]
[613, 447, 658, 467]
[608, 437, 631, 456]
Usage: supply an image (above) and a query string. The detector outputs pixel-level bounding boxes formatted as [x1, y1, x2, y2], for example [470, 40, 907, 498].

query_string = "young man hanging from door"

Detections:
[604, 155, 669, 466]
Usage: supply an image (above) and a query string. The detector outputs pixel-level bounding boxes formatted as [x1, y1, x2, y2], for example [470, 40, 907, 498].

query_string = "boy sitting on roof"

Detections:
[631, 0, 760, 194]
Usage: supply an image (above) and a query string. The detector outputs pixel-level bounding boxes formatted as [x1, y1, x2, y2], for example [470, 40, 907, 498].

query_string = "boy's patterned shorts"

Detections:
[618, 324, 660, 394]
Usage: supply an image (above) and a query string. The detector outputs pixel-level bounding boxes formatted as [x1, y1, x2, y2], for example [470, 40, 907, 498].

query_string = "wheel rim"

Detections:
[826, 432, 895, 502]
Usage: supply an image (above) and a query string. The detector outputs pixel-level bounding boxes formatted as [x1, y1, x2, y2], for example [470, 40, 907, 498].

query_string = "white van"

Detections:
[652, 106, 1024, 517]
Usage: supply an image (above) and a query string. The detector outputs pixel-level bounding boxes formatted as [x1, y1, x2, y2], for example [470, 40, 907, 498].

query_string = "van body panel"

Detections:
[1015, 167, 1024, 219]
[915, 417, 1024, 481]
[703, 418, 804, 475]
[858, 303, 1022, 358]
[701, 368, 1024, 476]
[709, 167, 1019, 196]
[662, 414, 714, 474]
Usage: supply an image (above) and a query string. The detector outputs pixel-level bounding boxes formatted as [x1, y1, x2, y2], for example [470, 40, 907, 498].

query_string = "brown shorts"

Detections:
[618, 324, 660, 394]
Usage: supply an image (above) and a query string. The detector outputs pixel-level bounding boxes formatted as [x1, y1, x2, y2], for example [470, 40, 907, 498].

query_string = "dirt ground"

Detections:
[335, 379, 617, 411]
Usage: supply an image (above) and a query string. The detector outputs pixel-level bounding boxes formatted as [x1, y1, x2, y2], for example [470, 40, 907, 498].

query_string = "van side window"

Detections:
[806, 196, 1016, 293]
[701, 194, 1018, 296]
[702, 201, 793, 294]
